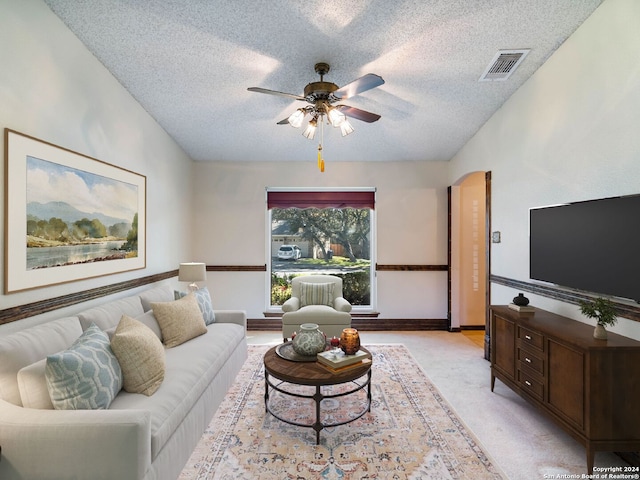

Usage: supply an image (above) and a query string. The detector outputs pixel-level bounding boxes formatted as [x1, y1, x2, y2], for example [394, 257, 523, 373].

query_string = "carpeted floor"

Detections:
[241, 331, 631, 479]
[179, 344, 506, 479]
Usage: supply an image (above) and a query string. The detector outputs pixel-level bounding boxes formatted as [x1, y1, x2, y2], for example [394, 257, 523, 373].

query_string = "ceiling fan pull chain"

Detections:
[317, 143, 324, 172]
[318, 117, 325, 172]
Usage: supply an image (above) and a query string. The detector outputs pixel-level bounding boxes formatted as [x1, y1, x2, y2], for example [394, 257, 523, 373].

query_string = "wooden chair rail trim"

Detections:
[208, 264, 448, 272]
[248, 317, 448, 331]
[491, 274, 640, 323]
[0, 270, 177, 325]
[376, 264, 448, 271]
[1, 264, 449, 327]
[207, 265, 266, 272]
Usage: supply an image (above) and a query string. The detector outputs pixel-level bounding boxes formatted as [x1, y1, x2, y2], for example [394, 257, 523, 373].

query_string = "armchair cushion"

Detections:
[299, 282, 334, 307]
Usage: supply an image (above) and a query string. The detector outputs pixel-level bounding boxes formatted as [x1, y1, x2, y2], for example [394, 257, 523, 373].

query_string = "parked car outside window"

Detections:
[277, 245, 301, 260]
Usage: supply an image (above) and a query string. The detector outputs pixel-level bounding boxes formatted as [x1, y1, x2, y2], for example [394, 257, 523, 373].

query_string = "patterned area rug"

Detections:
[179, 344, 505, 479]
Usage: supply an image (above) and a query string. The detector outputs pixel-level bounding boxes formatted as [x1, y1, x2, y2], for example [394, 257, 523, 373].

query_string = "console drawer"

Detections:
[519, 326, 544, 352]
[518, 347, 544, 375]
[518, 369, 544, 401]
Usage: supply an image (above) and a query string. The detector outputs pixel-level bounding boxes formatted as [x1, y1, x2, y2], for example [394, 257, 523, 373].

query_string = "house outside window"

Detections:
[266, 188, 376, 313]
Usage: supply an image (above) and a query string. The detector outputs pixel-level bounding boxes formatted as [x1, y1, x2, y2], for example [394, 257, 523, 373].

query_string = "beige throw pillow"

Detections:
[111, 315, 165, 396]
[151, 293, 207, 348]
[299, 282, 335, 307]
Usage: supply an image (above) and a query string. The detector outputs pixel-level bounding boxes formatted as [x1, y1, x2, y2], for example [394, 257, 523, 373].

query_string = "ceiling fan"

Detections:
[248, 62, 384, 139]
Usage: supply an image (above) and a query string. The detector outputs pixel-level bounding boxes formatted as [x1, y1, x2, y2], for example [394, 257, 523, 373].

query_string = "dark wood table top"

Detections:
[263, 345, 372, 386]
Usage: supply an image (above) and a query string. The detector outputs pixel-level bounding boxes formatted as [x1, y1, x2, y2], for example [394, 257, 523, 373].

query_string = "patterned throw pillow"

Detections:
[299, 282, 335, 307]
[151, 293, 207, 348]
[174, 287, 216, 325]
[111, 315, 165, 396]
[45, 324, 123, 410]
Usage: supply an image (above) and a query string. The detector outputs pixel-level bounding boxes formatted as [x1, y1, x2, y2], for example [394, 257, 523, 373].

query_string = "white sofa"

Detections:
[0, 284, 248, 480]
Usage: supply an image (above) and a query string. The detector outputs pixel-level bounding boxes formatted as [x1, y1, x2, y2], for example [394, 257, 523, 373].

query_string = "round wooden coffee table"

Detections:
[263, 344, 372, 444]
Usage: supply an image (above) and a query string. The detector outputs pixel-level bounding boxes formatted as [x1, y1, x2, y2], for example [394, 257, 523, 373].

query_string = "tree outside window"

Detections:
[269, 203, 373, 309]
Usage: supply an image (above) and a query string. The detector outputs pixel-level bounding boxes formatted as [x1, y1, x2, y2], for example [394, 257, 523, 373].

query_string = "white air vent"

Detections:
[479, 49, 530, 82]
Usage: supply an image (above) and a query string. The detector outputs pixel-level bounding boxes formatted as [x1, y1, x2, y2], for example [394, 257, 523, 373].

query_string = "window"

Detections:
[267, 189, 376, 312]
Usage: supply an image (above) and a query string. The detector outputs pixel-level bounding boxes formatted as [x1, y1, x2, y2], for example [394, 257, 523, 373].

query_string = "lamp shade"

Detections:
[340, 120, 354, 136]
[288, 109, 305, 128]
[302, 117, 318, 139]
[328, 108, 346, 127]
[178, 262, 206, 282]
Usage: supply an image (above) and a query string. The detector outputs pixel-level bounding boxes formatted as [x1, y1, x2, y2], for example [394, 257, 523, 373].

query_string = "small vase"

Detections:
[291, 323, 326, 356]
[340, 328, 361, 355]
[513, 293, 530, 306]
[593, 324, 608, 340]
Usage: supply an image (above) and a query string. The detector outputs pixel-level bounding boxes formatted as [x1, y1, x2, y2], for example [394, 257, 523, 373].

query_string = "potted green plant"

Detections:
[578, 297, 618, 340]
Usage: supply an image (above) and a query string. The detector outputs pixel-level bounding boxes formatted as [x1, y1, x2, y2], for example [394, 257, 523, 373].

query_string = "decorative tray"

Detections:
[275, 341, 331, 362]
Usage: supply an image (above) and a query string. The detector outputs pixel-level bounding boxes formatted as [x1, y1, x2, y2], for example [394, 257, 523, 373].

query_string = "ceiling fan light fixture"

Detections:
[302, 117, 318, 139]
[340, 119, 354, 137]
[288, 109, 305, 128]
[247, 64, 384, 171]
[327, 107, 345, 127]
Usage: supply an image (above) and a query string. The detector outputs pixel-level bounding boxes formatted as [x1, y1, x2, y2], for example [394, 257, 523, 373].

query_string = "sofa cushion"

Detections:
[99, 309, 162, 342]
[299, 282, 335, 307]
[45, 324, 123, 410]
[175, 287, 216, 324]
[111, 315, 165, 396]
[139, 284, 175, 312]
[0, 317, 82, 406]
[109, 322, 246, 460]
[136, 310, 163, 341]
[151, 294, 207, 348]
[78, 296, 144, 331]
[17, 359, 53, 409]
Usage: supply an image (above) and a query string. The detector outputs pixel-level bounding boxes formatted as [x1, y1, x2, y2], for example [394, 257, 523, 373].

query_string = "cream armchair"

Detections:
[281, 275, 352, 340]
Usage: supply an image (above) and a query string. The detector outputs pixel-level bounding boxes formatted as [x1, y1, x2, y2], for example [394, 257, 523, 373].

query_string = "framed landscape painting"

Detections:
[4, 129, 146, 293]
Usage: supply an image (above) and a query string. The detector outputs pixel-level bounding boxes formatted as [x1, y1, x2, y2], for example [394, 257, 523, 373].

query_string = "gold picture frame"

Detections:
[4, 129, 146, 293]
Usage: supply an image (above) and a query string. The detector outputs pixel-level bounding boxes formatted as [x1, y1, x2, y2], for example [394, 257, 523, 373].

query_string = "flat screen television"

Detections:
[529, 194, 640, 303]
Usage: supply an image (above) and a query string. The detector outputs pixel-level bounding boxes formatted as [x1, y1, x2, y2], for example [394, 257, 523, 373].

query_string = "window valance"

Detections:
[267, 190, 375, 209]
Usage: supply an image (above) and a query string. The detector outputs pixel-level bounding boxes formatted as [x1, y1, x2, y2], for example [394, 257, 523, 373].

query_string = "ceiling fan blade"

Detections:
[276, 117, 290, 125]
[336, 105, 381, 123]
[247, 87, 306, 101]
[333, 73, 384, 99]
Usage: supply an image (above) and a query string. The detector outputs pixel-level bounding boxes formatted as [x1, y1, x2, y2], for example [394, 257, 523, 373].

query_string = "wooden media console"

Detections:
[490, 305, 640, 474]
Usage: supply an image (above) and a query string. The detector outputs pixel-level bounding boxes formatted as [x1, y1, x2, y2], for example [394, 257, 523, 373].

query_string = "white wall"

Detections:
[449, 0, 640, 340]
[191, 161, 450, 319]
[0, 0, 192, 332]
[5, 0, 638, 339]
[0, 0, 451, 330]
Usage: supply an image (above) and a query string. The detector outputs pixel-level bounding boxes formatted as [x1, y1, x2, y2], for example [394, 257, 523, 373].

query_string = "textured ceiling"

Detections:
[43, 0, 603, 163]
